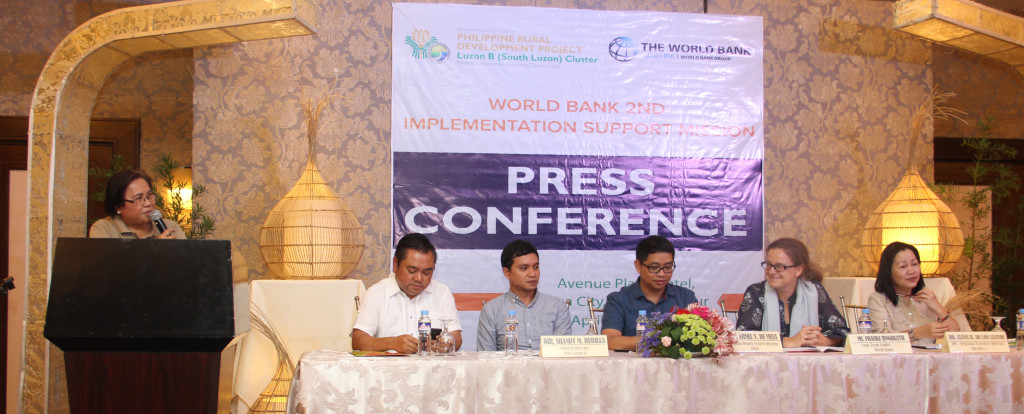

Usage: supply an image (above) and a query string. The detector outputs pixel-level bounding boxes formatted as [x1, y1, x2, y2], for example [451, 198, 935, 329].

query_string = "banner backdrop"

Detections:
[392, 3, 764, 350]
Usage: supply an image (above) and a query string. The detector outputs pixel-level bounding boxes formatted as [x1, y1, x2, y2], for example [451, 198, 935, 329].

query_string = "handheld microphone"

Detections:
[149, 210, 168, 233]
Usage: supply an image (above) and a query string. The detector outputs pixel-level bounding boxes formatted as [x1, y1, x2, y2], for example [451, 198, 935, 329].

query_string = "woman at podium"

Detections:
[736, 238, 849, 347]
[867, 242, 968, 344]
[88, 170, 184, 239]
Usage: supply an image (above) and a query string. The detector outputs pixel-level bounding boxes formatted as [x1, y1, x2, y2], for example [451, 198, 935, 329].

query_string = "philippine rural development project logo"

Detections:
[608, 35, 753, 62]
[407, 28, 598, 66]
[405, 29, 450, 63]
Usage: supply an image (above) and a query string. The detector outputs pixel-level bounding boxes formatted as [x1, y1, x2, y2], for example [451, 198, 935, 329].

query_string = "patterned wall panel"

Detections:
[10, 4, 1021, 289]
[194, 0, 938, 286]
[714, 0, 935, 277]
[0, 0, 192, 172]
[7, 2, 1019, 311]
[933, 45, 1024, 139]
[192, 0, 706, 286]
[0, 0, 77, 115]
[93, 49, 195, 172]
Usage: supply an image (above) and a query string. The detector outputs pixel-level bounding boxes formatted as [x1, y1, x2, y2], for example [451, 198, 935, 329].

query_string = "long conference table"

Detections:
[287, 349, 1024, 413]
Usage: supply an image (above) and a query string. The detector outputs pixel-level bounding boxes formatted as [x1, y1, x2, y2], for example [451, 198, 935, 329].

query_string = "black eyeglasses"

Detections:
[643, 262, 676, 274]
[124, 192, 156, 205]
[761, 261, 797, 272]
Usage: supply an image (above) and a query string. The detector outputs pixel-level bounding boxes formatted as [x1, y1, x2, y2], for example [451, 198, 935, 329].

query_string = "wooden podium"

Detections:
[44, 238, 243, 414]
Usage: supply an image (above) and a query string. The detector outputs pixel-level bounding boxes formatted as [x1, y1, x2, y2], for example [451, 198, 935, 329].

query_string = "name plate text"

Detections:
[844, 333, 912, 354]
[540, 335, 609, 358]
[940, 331, 1010, 353]
[733, 331, 783, 353]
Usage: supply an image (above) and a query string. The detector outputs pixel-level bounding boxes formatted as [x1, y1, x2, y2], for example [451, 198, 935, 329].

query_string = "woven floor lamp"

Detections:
[259, 97, 365, 279]
[861, 92, 963, 276]
[861, 168, 964, 275]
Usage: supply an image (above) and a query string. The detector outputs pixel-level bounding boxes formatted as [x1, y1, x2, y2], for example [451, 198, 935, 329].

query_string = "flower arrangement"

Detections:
[639, 303, 737, 359]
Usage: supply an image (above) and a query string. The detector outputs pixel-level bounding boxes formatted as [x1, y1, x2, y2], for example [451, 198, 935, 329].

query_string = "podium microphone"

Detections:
[149, 210, 168, 233]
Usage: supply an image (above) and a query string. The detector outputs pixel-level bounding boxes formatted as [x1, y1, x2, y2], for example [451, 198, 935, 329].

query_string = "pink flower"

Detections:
[682, 304, 738, 357]
[661, 336, 672, 347]
[687, 303, 713, 320]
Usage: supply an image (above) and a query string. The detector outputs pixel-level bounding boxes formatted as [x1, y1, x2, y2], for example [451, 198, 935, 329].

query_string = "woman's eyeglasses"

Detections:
[124, 192, 156, 204]
[760, 261, 797, 272]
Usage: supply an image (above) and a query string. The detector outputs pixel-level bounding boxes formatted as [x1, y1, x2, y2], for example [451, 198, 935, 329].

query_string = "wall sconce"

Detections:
[894, 0, 1024, 78]
[166, 167, 193, 212]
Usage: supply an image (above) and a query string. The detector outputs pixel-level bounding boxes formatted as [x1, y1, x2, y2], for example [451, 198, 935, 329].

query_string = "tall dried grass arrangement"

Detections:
[944, 289, 1000, 331]
[905, 91, 966, 173]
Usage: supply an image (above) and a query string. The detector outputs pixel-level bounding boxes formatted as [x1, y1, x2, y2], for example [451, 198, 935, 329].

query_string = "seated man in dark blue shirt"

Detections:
[601, 235, 699, 350]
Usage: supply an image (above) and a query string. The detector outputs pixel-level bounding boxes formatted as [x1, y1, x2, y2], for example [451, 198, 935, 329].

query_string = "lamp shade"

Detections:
[862, 170, 963, 276]
[258, 160, 364, 279]
[259, 96, 365, 279]
[894, 0, 1024, 79]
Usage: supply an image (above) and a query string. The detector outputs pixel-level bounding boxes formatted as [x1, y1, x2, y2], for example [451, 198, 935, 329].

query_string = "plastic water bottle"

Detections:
[857, 309, 872, 333]
[1016, 308, 1024, 352]
[417, 310, 431, 356]
[635, 310, 650, 354]
[504, 310, 519, 356]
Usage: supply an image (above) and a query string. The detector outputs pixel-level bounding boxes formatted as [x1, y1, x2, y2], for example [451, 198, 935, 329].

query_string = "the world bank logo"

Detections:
[405, 29, 449, 63]
[608, 36, 638, 62]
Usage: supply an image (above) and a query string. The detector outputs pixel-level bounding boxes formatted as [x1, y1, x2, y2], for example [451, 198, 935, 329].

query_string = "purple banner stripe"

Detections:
[393, 152, 762, 251]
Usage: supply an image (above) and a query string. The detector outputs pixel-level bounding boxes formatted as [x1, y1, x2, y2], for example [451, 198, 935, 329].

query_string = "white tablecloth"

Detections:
[234, 280, 365, 410]
[287, 350, 1024, 413]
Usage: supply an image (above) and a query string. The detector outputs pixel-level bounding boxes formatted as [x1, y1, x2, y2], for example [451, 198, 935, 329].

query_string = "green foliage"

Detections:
[152, 153, 216, 240]
[934, 116, 1022, 332]
[88, 154, 130, 203]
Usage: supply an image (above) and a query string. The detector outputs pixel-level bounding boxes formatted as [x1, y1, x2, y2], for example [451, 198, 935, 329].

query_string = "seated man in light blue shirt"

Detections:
[477, 240, 572, 351]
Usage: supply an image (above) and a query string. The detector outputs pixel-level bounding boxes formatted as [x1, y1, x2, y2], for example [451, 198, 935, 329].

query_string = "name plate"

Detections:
[939, 331, 1010, 353]
[733, 331, 783, 353]
[539, 335, 609, 358]
[844, 333, 912, 354]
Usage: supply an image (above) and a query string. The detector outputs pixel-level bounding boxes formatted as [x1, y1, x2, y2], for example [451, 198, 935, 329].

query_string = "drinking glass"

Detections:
[436, 319, 455, 355]
[991, 316, 1006, 334]
[584, 318, 599, 335]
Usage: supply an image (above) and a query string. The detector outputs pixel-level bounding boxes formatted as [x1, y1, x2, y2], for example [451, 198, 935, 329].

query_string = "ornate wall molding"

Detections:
[24, 0, 316, 411]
